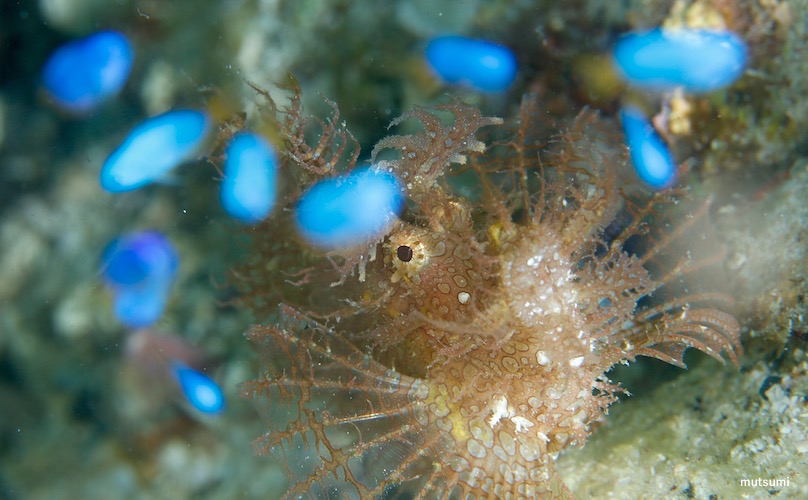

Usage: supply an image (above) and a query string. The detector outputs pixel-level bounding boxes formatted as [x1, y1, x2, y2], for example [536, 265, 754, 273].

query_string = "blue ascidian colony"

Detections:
[170, 362, 226, 415]
[41, 30, 133, 113]
[620, 106, 676, 189]
[100, 109, 210, 192]
[425, 35, 518, 93]
[100, 231, 179, 328]
[221, 132, 280, 224]
[611, 26, 747, 190]
[613, 28, 748, 94]
[235, 80, 742, 498]
[295, 166, 404, 249]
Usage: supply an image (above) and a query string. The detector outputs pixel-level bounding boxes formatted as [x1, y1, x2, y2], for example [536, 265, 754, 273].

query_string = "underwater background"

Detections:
[1, 0, 807, 498]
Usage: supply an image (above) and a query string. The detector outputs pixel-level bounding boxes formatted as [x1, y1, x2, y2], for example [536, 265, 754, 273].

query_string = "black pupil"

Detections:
[397, 245, 413, 262]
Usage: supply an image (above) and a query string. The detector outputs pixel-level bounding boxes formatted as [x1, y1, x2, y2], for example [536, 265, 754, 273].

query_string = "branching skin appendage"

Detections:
[234, 85, 742, 499]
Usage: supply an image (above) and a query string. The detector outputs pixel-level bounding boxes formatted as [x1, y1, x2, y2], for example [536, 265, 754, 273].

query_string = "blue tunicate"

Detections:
[613, 28, 747, 94]
[100, 231, 179, 328]
[42, 30, 133, 113]
[425, 35, 517, 93]
[621, 106, 676, 189]
[221, 132, 279, 223]
[296, 167, 404, 249]
[170, 362, 225, 415]
[100, 110, 210, 193]
[101, 231, 178, 288]
[113, 283, 171, 329]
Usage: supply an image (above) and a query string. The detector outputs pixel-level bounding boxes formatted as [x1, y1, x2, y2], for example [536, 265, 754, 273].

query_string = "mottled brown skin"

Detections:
[237, 88, 742, 499]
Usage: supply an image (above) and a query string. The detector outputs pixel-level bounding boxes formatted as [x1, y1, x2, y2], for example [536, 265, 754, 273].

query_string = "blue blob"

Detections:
[100, 231, 179, 327]
[113, 282, 171, 329]
[613, 28, 747, 93]
[100, 110, 210, 193]
[221, 132, 279, 223]
[296, 167, 404, 249]
[42, 30, 133, 113]
[101, 247, 150, 287]
[621, 106, 676, 189]
[101, 231, 178, 288]
[425, 35, 517, 93]
[170, 362, 225, 415]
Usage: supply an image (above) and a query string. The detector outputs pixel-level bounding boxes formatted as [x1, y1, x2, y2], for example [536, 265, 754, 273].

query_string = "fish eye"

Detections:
[397, 245, 413, 262]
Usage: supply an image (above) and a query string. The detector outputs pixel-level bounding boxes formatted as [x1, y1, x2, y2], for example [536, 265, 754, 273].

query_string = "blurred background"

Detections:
[1, 0, 807, 498]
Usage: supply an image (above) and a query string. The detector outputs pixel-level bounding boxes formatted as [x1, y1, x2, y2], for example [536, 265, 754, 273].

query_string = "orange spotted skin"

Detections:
[382, 199, 486, 323]
[237, 88, 742, 498]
